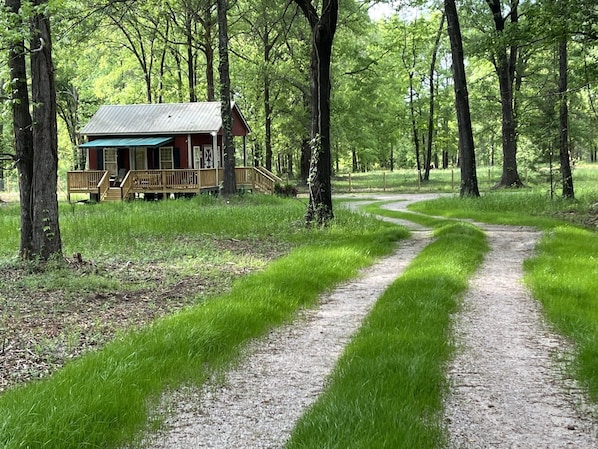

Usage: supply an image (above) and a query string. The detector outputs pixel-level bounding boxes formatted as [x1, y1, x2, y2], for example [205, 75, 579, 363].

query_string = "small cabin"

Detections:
[67, 102, 280, 202]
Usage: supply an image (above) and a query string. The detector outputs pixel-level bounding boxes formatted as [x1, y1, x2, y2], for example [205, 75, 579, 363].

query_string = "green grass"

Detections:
[286, 222, 487, 449]
[4, 184, 598, 448]
[405, 190, 598, 403]
[524, 226, 598, 400]
[0, 195, 406, 449]
[330, 165, 553, 193]
[408, 191, 568, 228]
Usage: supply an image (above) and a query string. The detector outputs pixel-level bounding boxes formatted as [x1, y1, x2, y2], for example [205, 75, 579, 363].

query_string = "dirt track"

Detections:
[143, 194, 598, 448]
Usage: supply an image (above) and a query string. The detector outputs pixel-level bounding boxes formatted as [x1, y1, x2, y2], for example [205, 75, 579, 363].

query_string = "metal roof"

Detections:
[81, 102, 250, 136]
[79, 137, 173, 148]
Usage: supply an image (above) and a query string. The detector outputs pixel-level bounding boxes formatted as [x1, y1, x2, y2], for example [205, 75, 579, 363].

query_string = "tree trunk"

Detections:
[294, 0, 337, 226]
[217, 0, 236, 195]
[199, 3, 217, 102]
[264, 74, 273, 171]
[408, 72, 422, 177]
[187, 23, 197, 102]
[558, 37, 574, 198]
[445, 0, 479, 197]
[300, 138, 310, 183]
[486, 0, 523, 188]
[424, 13, 445, 181]
[6, 0, 34, 259]
[30, 2, 62, 259]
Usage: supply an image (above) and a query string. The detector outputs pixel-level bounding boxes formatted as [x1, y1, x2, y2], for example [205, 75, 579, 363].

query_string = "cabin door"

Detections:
[135, 148, 147, 170]
[104, 148, 117, 177]
[202, 145, 213, 168]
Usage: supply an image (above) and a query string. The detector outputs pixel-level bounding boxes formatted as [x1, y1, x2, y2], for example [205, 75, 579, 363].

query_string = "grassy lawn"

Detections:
[2, 165, 598, 448]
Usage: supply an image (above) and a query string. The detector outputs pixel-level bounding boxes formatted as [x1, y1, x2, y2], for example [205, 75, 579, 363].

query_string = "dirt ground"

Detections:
[0, 237, 281, 393]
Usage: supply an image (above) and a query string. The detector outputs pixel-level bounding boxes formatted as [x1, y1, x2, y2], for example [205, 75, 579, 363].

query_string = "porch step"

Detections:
[103, 187, 122, 202]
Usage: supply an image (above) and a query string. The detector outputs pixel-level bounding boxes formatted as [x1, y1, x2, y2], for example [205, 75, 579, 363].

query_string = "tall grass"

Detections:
[286, 222, 487, 449]
[0, 196, 405, 449]
[524, 226, 598, 400]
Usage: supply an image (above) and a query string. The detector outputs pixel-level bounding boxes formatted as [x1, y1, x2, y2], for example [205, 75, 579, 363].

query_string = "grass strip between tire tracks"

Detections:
[286, 205, 488, 449]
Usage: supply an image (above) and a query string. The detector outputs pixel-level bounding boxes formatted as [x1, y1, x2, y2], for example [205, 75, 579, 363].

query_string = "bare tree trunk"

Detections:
[6, 0, 34, 259]
[294, 0, 338, 226]
[424, 13, 445, 181]
[486, 0, 523, 187]
[201, 4, 217, 102]
[217, 0, 236, 195]
[187, 24, 197, 102]
[445, 0, 479, 197]
[558, 38, 574, 198]
[30, 1, 62, 259]
[408, 71, 422, 177]
[264, 76, 273, 171]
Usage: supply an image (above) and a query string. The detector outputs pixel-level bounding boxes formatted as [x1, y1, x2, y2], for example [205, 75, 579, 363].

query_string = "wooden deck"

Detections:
[67, 167, 282, 202]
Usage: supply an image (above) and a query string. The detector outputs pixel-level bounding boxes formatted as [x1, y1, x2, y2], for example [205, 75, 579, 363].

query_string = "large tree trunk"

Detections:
[217, 0, 236, 195]
[558, 38, 574, 198]
[445, 0, 479, 197]
[6, 0, 34, 259]
[30, 2, 62, 259]
[486, 0, 523, 187]
[294, 0, 338, 226]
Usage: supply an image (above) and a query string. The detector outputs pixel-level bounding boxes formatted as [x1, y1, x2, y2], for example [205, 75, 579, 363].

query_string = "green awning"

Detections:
[79, 137, 173, 148]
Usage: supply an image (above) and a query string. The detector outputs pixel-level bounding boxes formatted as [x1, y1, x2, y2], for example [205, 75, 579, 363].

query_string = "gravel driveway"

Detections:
[142, 194, 598, 448]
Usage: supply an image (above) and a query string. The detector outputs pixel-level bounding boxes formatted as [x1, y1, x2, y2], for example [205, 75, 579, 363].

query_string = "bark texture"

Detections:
[293, 0, 338, 225]
[486, 0, 523, 188]
[30, 2, 62, 259]
[444, 0, 479, 197]
[217, 0, 237, 195]
[6, 0, 34, 258]
[559, 38, 574, 198]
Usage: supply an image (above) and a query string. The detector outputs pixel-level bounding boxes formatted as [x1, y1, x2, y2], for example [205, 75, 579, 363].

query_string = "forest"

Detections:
[0, 0, 595, 191]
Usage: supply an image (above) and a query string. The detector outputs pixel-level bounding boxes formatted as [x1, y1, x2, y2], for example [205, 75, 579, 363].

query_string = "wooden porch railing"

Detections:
[66, 170, 109, 202]
[67, 167, 280, 202]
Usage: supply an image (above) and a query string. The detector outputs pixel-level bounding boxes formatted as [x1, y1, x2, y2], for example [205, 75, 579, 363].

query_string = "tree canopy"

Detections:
[0, 0, 596, 213]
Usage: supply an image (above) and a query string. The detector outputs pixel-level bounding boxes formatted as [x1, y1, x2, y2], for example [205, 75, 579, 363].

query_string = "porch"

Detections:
[66, 167, 282, 202]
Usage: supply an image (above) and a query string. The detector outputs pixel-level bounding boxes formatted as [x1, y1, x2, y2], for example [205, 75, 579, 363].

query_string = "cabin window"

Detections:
[160, 147, 173, 169]
[104, 148, 117, 176]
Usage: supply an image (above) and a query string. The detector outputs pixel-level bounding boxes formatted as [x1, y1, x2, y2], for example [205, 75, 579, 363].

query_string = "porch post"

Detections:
[187, 134, 192, 168]
[212, 130, 218, 186]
